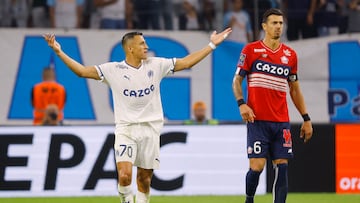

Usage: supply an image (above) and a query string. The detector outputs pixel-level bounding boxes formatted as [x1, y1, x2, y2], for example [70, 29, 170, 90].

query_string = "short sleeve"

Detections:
[95, 63, 116, 84]
[235, 45, 251, 77]
[159, 57, 176, 78]
[95, 65, 105, 82]
[291, 51, 298, 75]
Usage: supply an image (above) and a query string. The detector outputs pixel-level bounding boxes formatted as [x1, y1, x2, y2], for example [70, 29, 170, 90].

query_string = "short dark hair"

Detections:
[121, 31, 143, 46]
[262, 8, 284, 23]
[42, 67, 54, 75]
[42, 67, 55, 80]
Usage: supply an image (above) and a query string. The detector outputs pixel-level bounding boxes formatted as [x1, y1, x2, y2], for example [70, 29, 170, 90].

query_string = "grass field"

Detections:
[1, 193, 360, 203]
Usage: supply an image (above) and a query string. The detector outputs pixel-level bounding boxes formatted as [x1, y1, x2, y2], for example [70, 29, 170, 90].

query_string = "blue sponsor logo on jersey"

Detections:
[253, 60, 290, 78]
[123, 84, 155, 97]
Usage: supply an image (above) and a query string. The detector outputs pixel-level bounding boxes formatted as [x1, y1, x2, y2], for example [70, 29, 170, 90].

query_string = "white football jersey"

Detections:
[95, 57, 175, 127]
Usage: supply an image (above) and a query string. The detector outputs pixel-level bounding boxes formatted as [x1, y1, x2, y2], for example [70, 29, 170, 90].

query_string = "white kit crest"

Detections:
[280, 56, 289, 64]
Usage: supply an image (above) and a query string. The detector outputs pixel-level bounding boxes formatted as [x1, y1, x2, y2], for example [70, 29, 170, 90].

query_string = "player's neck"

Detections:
[125, 57, 142, 69]
[262, 38, 281, 51]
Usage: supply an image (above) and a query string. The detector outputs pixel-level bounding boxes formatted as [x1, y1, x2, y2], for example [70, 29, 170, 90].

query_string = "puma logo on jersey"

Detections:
[254, 61, 290, 77]
[123, 84, 155, 97]
[123, 75, 130, 80]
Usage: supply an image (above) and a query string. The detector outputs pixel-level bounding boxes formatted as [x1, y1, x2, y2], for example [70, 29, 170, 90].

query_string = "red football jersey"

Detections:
[236, 40, 298, 122]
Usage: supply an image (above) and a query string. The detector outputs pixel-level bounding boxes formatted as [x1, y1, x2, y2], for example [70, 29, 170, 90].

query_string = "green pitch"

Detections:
[1, 193, 360, 203]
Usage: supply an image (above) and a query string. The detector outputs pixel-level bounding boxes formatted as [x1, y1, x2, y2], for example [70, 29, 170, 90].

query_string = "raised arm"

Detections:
[43, 34, 100, 80]
[173, 28, 232, 72]
[289, 80, 313, 142]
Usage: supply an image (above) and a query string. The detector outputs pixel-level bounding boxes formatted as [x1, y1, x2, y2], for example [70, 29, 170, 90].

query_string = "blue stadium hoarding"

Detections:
[328, 40, 360, 122]
[7, 35, 244, 121]
[7, 34, 360, 122]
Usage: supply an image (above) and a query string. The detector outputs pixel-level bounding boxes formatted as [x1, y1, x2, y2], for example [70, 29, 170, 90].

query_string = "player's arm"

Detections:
[232, 74, 255, 123]
[173, 28, 232, 72]
[43, 34, 100, 80]
[289, 80, 313, 142]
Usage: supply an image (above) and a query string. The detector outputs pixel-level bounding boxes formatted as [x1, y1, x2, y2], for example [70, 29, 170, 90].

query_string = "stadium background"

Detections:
[0, 28, 360, 201]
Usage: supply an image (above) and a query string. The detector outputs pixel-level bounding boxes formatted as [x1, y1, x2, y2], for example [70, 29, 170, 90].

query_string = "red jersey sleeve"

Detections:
[290, 49, 298, 75]
[235, 44, 252, 77]
[287, 47, 298, 82]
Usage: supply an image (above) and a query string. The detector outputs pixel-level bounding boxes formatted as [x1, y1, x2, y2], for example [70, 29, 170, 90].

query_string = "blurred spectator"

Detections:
[161, 0, 174, 30]
[94, 0, 133, 29]
[269, 0, 281, 8]
[0, 1, 12, 27]
[315, 0, 339, 37]
[223, 0, 253, 43]
[337, 0, 349, 33]
[348, 0, 360, 32]
[244, 0, 273, 40]
[134, 0, 161, 30]
[179, 0, 200, 30]
[47, 0, 84, 29]
[41, 104, 61, 126]
[223, 0, 231, 13]
[31, 67, 66, 125]
[198, 0, 215, 31]
[184, 101, 218, 125]
[30, 0, 50, 27]
[283, 0, 318, 41]
[82, 0, 96, 28]
[0, 0, 31, 27]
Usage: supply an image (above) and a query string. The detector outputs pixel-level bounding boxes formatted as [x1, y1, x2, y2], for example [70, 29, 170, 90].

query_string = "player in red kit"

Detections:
[232, 9, 313, 203]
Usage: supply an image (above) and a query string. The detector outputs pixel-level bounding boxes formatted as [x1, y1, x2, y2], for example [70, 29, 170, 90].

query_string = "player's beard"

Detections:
[273, 29, 281, 40]
[273, 35, 281, 40]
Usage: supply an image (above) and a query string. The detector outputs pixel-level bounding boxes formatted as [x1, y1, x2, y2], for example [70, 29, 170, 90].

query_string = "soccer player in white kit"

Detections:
[43, 28, 231, 203]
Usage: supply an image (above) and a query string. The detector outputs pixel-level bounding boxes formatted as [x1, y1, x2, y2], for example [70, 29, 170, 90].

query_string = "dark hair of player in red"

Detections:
[262, 8, 284, 23]
[121, 31, 143, 47]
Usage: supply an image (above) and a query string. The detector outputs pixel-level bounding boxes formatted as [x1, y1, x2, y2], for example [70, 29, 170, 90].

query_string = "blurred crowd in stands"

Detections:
[0, 0, 359, 42]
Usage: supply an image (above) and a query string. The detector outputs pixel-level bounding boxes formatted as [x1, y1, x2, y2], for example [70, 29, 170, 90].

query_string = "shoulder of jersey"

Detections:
[281, 44, 296, 56]
[142, 56, 164, 65]
[281, 43, 295, 51]
[243, 41, 266, 53]
[111, 61, 128, 69]
[243, 41, 264, 51]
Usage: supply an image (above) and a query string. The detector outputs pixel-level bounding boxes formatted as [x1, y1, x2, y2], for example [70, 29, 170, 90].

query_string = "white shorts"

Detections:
[114, 123, 160, 169]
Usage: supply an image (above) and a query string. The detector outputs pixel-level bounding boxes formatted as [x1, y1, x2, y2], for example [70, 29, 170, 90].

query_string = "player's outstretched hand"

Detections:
[300, 121, 313, 143]
[239, 104, 256, 123]
[210, 27, 232, 46]
[43, 34, 62, 54]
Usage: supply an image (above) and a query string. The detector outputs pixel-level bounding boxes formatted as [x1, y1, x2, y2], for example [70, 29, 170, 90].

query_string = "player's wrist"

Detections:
[237, 98, 246, 107]
[302, 113, 311, 122]
[208, 42, 216, 50]
[55, 50, 62, 56]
